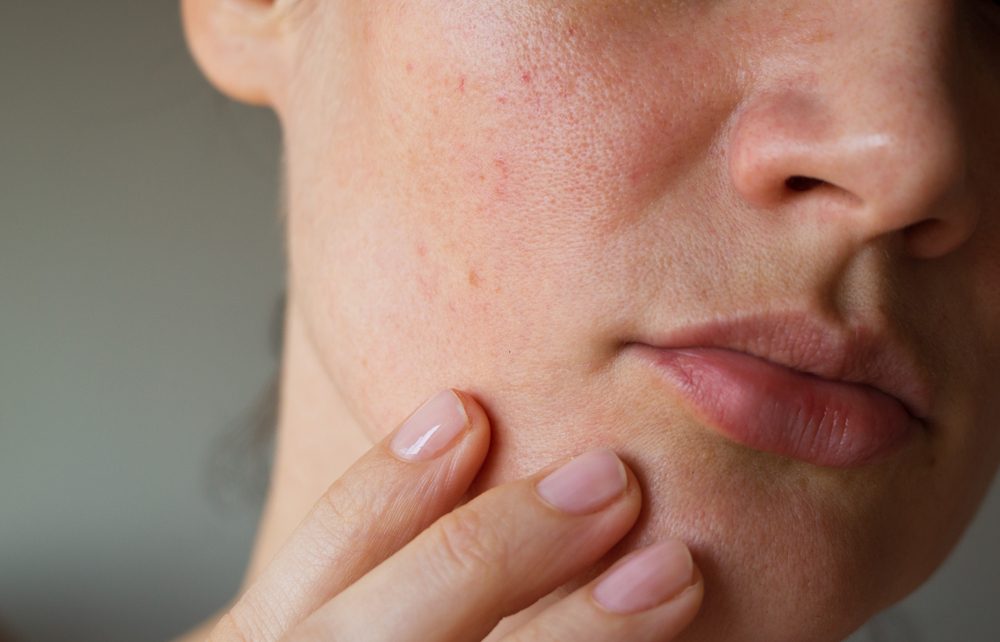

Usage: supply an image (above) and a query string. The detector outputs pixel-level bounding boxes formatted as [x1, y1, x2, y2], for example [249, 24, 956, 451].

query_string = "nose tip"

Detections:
[727, 87, 978, 259]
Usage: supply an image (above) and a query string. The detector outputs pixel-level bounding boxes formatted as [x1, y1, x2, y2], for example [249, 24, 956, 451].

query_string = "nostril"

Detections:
[786, 175, 825, 192]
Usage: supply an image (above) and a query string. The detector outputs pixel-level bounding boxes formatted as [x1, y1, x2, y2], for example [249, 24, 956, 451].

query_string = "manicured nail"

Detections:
[535, 449, 627, 514]
[593, 540, 696, 614]
[390, 389, 469, 461]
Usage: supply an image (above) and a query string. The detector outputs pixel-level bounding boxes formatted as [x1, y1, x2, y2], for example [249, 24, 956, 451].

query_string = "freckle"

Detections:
[467, 269, 481, 287]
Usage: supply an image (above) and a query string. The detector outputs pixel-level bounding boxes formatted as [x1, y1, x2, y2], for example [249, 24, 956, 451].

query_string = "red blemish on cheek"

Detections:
[405, 61, 414, 74]
[494, 158, 509, 176]
[493, 158, 510, 199]
[521, 70, 532, 84]
[496, 95, 509, 104]
[416, 242, 428, 258]
[458, 76, 466, 93]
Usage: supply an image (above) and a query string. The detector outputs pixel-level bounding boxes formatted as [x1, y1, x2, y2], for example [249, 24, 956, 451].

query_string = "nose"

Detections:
[726, 3, 978, 259]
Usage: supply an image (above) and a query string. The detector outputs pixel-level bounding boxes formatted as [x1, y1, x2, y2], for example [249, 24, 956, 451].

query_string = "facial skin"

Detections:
[186, 1, 1000, 640]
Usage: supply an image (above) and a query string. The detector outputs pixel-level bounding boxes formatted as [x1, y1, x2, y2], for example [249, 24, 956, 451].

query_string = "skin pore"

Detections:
[182, 1, 1000, 640]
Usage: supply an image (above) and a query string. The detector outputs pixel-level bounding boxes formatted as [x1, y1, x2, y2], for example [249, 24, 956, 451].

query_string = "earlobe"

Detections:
[181, 0, 295, 108]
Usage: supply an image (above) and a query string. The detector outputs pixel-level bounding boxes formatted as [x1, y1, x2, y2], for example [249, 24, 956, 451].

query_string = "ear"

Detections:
[181, 0, 297, 107]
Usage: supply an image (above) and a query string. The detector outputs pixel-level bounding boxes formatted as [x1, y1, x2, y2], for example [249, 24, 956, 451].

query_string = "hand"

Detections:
[208, 389, 704, 641]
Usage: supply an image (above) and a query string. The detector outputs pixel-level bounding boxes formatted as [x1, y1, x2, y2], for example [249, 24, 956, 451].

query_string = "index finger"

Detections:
[213, 389, 491, 641]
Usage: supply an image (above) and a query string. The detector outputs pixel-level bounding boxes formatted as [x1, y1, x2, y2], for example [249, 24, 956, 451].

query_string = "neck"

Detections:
[240, 300, 373, 588]
[228, 300, 565, 638]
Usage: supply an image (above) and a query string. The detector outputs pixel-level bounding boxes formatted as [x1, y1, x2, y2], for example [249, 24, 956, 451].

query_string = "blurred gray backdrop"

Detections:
[1, 3, 998, 641]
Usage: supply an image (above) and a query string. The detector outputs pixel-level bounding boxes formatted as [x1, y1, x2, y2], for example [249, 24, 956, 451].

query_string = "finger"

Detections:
[210, 389, 491, 642]
[499, 539, 704, 642]
[291, 448, 643, 642]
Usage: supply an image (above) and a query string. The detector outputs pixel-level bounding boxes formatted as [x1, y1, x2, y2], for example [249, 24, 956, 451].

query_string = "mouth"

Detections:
[627, 313, 932, 468]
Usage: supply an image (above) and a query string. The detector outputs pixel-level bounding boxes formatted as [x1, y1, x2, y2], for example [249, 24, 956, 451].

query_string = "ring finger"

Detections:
[500, 539, 703, 642]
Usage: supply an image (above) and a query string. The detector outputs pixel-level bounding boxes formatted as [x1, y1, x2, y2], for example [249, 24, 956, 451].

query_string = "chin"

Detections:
[465, 389, 944, 642]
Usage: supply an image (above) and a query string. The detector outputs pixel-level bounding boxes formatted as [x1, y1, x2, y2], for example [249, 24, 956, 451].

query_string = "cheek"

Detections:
[372, 6, 720, 215]
[347, 1, 740, 345]
[290, 1, 741, 468]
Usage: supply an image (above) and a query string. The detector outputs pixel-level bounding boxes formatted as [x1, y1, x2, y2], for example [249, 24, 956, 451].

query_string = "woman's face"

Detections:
[276, 2, 1000, 640]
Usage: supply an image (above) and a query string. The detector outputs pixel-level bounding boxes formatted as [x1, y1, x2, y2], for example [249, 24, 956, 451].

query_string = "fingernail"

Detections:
[535, 449, 627, 514]
[390, 389, 469, 461]
[593, 540, 696, 614]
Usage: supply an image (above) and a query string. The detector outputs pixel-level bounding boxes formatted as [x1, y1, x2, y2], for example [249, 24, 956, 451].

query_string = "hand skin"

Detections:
[190, 389, 703, 642]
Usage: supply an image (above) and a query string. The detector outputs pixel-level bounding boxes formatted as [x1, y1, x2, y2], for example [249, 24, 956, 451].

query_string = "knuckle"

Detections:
[318, 485, 362, 541]
[428, 506, 510, 583]
[314, 479, 379, 557]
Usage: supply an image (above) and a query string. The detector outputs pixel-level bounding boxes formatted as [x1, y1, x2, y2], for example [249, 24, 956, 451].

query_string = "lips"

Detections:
[629, 313, 932, 468]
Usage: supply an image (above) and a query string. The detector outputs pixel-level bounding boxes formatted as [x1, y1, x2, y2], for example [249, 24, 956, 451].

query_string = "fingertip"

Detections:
[620, 458, 644, 504]
[389, 389, 476, 462]
[680, 559, 706, 612]
[450, 389, 492, 443]
[592, 539, 700, 616]
[445, 389, 492, 472]
[605, 454, 644, 527]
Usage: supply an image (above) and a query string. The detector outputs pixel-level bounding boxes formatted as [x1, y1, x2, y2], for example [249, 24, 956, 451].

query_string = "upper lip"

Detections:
[634, 311, 933, 421]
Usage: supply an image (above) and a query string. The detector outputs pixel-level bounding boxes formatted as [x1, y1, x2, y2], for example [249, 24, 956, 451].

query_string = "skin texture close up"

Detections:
[182, 1, 1000, 640]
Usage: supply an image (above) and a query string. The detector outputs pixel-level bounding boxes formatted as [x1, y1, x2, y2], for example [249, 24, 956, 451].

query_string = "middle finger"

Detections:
[290, 448, 643, 642]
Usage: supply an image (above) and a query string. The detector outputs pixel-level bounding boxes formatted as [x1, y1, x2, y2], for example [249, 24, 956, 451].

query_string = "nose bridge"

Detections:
[727, 1, 976, 259]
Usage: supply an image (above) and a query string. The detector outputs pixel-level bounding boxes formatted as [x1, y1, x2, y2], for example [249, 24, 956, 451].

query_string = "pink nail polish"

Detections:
[535, 449, 627, 514]
[390, 390, 469, 461]
[593, 540, 696, 614]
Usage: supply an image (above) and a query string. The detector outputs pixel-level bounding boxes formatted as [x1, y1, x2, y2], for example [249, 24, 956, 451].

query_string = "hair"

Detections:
[204, 292, 284, 509]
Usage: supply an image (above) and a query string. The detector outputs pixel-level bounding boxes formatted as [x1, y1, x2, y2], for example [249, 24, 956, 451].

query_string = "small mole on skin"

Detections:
[467, 269, 481, 288]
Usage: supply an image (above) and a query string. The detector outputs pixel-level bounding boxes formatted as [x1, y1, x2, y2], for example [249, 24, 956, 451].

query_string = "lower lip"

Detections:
[632, 345, 919, 468]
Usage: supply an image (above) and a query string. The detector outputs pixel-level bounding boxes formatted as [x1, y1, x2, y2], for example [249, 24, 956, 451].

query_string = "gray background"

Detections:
[1, 3, 997, 641]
